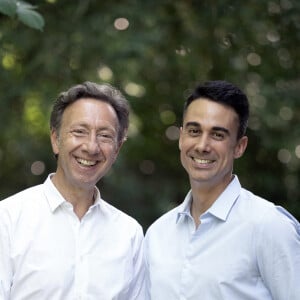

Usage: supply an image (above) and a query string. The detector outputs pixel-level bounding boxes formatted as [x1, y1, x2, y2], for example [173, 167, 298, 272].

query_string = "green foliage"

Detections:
[0, 0, 16, 17]
[0, 0, 44, 30]
[0, 0, 299, 229]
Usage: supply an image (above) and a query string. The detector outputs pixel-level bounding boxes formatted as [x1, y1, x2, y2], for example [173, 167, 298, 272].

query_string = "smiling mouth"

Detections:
[76, 158, 98, 167]
[192, 158, 215, 164]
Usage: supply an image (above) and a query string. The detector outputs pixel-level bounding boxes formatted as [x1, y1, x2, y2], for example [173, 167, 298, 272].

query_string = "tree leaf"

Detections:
[17, 0, 36, 10]
[0, 0, 17, 17]
[16, 2, 45, 31]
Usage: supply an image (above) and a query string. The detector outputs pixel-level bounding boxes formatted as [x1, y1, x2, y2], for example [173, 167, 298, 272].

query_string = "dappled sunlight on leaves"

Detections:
[0, 0, 299, 227]
[23, 94, 49, 136]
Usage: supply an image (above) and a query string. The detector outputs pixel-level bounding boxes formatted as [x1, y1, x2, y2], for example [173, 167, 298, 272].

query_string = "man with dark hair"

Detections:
[145, 80, 300, 299]
[0, 82, 145, 299]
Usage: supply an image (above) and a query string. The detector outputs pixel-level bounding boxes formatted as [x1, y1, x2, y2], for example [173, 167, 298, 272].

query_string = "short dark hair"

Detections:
[50, 81, 130, 143]
[184, 80, 249, 139]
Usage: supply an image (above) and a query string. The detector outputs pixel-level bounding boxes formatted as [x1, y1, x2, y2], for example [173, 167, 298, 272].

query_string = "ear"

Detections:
[178, 127, 183, 151]
[234, 135, 248, 159]
[50, 129, 59, 156]
[112, 136, 126, 162]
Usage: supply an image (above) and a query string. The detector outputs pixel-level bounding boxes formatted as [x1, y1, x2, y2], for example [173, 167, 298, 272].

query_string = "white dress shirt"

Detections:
[0, 174, 145, 300]
[145, 176, 300, 300]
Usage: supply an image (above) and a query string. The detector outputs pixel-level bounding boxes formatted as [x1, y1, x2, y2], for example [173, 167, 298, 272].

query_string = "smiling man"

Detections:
[0, 82, 145, 299]
[144, 80, 300, 300]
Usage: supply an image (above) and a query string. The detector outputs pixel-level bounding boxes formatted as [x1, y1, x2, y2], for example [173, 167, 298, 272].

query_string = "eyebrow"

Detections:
[184, 122, 230, 136]
[71, 122, 115, 130]
[212, 126, 230, 135]
[184, 121, 200, 128]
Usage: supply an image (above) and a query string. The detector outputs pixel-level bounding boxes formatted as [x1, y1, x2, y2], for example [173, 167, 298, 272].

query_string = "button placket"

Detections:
[73, 217, 86, 298]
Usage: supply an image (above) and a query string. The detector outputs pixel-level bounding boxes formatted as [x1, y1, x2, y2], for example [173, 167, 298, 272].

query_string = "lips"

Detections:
[76, 158, 98, 166]
[192, 158, 214, 164]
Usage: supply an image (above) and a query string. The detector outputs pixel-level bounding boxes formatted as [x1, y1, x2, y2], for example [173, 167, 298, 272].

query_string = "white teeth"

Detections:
[77, 158, 97, 166]
[193, 158, 213, 164]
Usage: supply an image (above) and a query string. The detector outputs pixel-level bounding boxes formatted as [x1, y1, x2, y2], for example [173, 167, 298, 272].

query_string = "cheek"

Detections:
[103, 144, 119, 160]
[180, 149, 188, 166]
[221, 147, 237, 164]
[179, 135, 191, 152]
[179, 140, 194, 155]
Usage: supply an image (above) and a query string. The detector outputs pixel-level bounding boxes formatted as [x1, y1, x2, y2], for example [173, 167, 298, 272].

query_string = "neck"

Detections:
[51, 174, 95, 220]
[190, 175, 233, 227]
[190, 187, 217, 228]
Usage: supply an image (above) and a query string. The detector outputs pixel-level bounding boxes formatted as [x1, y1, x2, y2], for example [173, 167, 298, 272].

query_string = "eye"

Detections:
[212, 131, 225, 140]
[97, 132, 116, 144]
[71, 129, 88, 136]
[187, 128, 200, 137]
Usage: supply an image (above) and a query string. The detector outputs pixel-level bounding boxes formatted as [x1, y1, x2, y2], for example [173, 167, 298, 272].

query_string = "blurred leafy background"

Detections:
[0, 0, 299, 230]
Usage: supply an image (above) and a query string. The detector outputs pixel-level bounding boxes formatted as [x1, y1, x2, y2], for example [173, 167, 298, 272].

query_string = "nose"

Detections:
[83, 134, 101, 155]
[195, 134, 211, 153]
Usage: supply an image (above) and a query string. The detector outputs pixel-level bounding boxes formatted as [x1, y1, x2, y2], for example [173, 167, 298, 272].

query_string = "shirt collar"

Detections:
[43, 174, 102, 213]
[43, 174, 66, 212]
[176, 190, 193, 223]
[93, 187, 102, 206]
[208, 176, 241, 221]
[176, 175, 241, 223]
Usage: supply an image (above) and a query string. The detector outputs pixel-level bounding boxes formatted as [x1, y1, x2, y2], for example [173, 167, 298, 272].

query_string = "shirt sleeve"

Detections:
[127, 224, 146, 300]
[0, 208, 13, 299]
[143, 230, 152, 300]
[255, 206, 300, 300]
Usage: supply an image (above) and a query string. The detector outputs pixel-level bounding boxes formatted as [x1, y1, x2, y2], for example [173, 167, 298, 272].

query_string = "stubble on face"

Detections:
[179, 99, 247, 190]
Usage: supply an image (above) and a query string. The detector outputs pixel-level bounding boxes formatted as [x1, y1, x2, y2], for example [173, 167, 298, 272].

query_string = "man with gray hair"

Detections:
[0, 81, 145, 299]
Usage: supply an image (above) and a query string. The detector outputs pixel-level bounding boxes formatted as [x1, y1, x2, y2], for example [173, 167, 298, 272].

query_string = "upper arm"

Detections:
[129, 224, 146, 300]
[0, 208, 13, 299]
[255, 207, 300, 300]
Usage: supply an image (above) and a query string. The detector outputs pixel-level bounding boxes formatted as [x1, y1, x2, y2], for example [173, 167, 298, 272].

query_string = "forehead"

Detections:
[184, 98, 239, 128]
[62, 98, 118, 127]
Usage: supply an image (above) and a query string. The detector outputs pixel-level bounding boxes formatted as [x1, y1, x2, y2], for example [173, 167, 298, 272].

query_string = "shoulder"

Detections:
[145, 204, 180, 238]
[259, 205, 300, 238]
[100, 199, 143, 233]
[239, 188, 300, 238]
[238, 188, 277, 220]
[240, 188, 274, 209]
[0, 184, 44, 230]
[0, 184, 43, 212]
